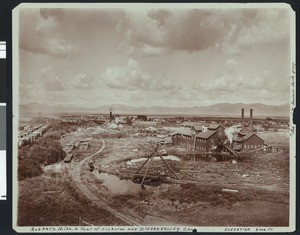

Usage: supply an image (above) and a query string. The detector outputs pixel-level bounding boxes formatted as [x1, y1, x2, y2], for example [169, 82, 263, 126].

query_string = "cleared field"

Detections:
[79, 135, 289, 226]
[18, 125, 291, 227]
[257, 130, 290, 146]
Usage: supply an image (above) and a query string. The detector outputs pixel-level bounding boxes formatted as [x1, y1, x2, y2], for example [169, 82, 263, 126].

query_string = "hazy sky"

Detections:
[18, 5, 292, 107]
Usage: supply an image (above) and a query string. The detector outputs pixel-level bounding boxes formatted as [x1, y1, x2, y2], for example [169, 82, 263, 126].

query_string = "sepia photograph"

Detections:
[12, 3, 295, 232]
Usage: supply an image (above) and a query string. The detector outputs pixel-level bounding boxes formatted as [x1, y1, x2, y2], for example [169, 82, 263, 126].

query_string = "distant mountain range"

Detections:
[19, 102, 290, 118]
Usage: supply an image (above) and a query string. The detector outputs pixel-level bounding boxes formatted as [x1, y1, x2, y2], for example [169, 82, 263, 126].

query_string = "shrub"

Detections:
[18, 136, 66, 180]
[18, 158, 43, 180]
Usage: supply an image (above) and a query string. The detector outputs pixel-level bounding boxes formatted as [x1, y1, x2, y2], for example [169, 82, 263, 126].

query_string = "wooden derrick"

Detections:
[134, 145, 181, 188]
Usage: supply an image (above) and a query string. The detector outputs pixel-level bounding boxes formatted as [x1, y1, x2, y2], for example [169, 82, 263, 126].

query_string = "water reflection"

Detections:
[93, 170, 141, 194]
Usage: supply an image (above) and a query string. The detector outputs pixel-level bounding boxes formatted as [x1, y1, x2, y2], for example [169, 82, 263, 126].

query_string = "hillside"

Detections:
[19, 102, 290, 117]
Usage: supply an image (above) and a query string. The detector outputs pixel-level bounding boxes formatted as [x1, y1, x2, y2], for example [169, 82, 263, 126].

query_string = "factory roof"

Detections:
[236, 133, 264, 143]
[192, 124, 203, 131]
[180, 122, 204, 131]
[207, 123, 224, 130]
[196, 130, 217, 139]
[181, 121, 205, 126]
[171, 127, 193, 136]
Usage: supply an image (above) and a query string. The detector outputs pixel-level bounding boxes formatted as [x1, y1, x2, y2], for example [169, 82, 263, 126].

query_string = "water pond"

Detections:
[93, 170, 141, 194]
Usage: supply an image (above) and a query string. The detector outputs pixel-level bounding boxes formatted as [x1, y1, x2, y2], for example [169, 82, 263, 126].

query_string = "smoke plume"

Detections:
[225, 126, 236, 144]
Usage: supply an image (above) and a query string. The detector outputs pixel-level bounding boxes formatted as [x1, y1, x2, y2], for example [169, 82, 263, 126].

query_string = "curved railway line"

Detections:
[72, 139, 142, 226]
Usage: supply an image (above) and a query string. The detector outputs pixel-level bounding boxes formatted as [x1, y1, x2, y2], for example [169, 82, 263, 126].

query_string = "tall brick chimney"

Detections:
[241, 108, 244, 127]
[109, 108, 113, 122]
[250, 108, 253, 132]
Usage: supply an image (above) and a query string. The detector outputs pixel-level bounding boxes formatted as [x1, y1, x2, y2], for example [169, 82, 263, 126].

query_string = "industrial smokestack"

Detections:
[109, 108, 113, 122]
[241, 108, 244, 127]
[250, 108, 253, 132]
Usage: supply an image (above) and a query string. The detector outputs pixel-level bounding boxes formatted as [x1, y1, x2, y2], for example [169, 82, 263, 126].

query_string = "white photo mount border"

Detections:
[12, 3, 296, 233]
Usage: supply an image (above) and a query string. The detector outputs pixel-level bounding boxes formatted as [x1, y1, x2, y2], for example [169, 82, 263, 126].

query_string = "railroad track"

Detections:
[72, 139, 142, 226]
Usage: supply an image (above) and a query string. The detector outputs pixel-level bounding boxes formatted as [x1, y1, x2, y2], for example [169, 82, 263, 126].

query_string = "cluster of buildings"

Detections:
[59, 115, 106, 127]
[232, 109, 265, 151]
[104, 108, 266, 154]
[171, 109, 265, 153]
[171, 123, 225, 152]
[18, 124, 48, 146]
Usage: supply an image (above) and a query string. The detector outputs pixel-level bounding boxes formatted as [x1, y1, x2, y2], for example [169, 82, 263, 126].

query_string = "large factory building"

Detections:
[233, 108, 264, 151]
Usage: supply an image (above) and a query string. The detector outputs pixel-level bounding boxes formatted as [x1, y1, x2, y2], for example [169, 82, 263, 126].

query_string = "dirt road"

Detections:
[72, 139, 142, 226]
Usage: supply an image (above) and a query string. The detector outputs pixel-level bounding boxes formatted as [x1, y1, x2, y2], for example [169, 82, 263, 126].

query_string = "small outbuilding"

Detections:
[233, 133, 264, 151]
[64, 153, 74, 163]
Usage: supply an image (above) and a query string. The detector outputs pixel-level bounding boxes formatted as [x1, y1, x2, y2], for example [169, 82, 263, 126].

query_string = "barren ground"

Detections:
[80, 132, 289, 226]
[18, 128, 290, 226]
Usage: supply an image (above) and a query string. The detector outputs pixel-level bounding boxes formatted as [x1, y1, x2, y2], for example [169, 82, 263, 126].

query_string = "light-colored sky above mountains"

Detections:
[18, 4, 292, 107]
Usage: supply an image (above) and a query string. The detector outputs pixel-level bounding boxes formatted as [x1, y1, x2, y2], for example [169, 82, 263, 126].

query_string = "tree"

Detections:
[18, 158, 43, 180]
[18, 136, 66, 180]
[136, 115, 147, 121]
[126, 116, 133, 125]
